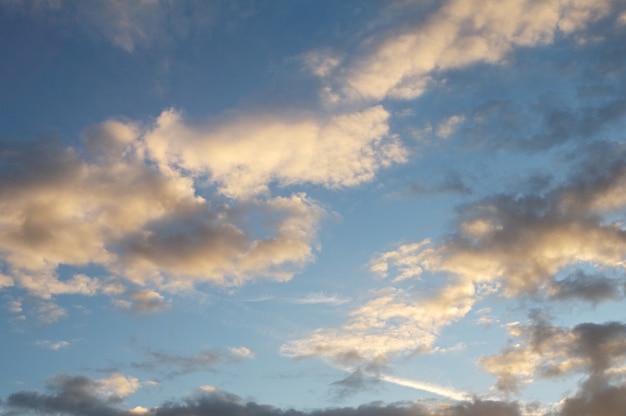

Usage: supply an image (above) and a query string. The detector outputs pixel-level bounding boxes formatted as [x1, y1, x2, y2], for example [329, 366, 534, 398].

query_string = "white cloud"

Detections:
[228, 346, 254, 359]
[289, 292, 350, 305]
[128, 406, 150, 415]
[199, 385, 217, 393]
[311, 0, 612, 102]
[95, 373, 141, 398]
[436, 115, 465, 139]
[4, 103, 407, 300]
[143, 106, 406, 198]
[0, 273, 14, 288]
[281, 281, 474, 363]
[112, 289, 169, 314]
[35, 339, 75, 350]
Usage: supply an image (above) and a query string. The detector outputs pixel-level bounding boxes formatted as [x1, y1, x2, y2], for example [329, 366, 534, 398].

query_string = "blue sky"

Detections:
[2, 1, 626, 415]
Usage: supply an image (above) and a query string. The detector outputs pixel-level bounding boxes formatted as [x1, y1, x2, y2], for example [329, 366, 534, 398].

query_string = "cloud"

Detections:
[4, 109, 394, 304]
[310, 0, 613, 102]
[398, 141, 626, 300]
[95, 374, 141, 398]
[436, 115, 465, 139]
[546, 270, 623, 304]
[143, 106, 405, 198]
[289, 292, 351, 305]
[3, 373, 141, 416]
[0, 0, 223, 52]
[408, 172, 473, 196]
[0, 101, 407, 308]
[112, 290, 170, 314]
[35, 339, 79, 351]
[148, 392, 522, 416]
[558, 383, 626, 416]
[479, 314, 626, 394]
[282, 140, 626, 386]
[281, 283, 474, 364]
[131, 346, 254, 379]
[228, 347, 254, 359]
[2, 385, 527, 416]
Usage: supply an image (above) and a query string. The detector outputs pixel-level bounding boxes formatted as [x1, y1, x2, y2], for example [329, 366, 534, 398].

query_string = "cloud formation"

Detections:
[310, 0, 613, 102]
[3, 373, 140, 416]
[0, 0, 222, 52]
[2, 387, 523, 416]
[131, 346, 254, 380]
[143, 106, 405, 198]
[478, 313, 626, 416]
[282, 140, 626, 389]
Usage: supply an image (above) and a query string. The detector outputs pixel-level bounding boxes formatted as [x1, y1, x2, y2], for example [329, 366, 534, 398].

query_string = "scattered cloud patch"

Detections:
[289, 292, 350, 305]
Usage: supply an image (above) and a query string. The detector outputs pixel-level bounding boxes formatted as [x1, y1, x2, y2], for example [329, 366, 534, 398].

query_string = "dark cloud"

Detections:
[1, 384, 529, 416]
[329, 369, 382, 401]
[480, 317, 626, 394]
[3, 375, 126, 416]
[558, 383, 626, 416]
[547, 270, 623, 304]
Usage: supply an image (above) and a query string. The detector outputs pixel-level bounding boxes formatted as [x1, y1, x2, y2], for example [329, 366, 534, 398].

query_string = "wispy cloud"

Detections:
[308, 0, 612, 102]
[131, 346, 254, 380]
[288, 292, 350, 305]
[35, 338, 80, 351]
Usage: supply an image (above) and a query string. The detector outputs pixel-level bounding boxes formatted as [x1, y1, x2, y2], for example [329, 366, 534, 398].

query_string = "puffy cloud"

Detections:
[558, 383, 626, 416]
[311, 0, 613, 102]
[2, 102, 412, 302]
[95, 374, 141, 398]
[394, 141, 626, 299]
[143, 106, 405, 198]
[479, 315, 626, 394]
[3, 373, 141, 416]
[283, 141, 626, 378]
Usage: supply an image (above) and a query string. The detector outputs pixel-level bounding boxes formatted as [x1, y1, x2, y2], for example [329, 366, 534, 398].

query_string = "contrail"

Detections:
[378, 373, 470, 401]
[334, 364, 471, 401]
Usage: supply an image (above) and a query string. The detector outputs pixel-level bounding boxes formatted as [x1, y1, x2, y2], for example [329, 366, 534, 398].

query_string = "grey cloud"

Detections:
[131, 346, 251, 380]
[4, 375, 126, 416]
[442, 140, 626, 296]
[558, 383, 626, 416]
[152, 394, 523, 416]
[441, 399, 522, 416]
[547, 270, 623, 304]
[329, 361, 389, 401]
[2, 385, 528, 416]
[410, 171, 472, 196]
[0, 0, 230, 53]
[112, 290, 169, 314]
[480, 317, 626, 394]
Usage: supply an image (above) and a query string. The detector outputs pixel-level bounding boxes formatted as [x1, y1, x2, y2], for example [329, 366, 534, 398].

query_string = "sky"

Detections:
[1, 0, 626, 415]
